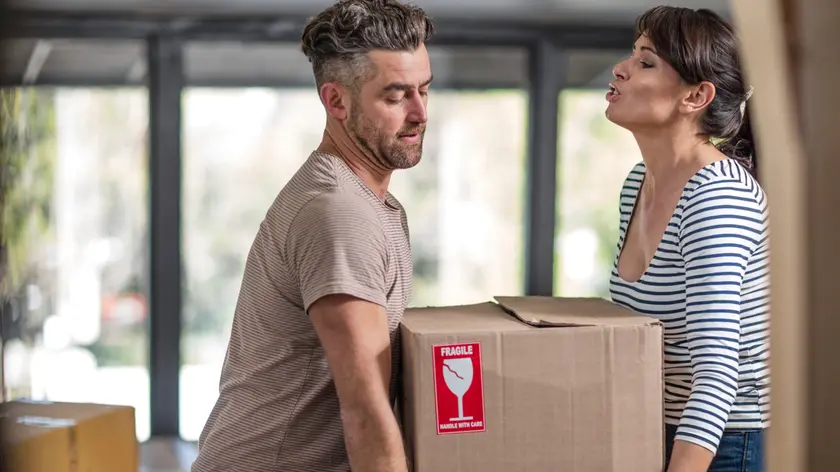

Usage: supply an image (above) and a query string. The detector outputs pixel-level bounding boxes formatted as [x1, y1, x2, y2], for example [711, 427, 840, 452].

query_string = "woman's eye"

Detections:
[641, 61, 654, 69]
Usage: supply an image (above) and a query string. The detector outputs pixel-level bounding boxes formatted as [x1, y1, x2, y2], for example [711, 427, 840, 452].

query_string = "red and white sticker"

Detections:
[431, 341, 486, 435]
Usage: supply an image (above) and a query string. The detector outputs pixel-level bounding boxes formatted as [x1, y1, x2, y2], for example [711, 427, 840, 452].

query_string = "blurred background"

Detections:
[0, 0, 729, 445]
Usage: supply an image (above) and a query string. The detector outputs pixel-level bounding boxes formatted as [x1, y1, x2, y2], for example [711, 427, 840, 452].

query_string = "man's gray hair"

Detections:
[300, 0, 435, 91]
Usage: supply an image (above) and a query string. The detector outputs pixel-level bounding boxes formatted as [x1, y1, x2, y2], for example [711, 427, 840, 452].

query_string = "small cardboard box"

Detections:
[400, 296, 664, 471]
[1, 400, 138, 472]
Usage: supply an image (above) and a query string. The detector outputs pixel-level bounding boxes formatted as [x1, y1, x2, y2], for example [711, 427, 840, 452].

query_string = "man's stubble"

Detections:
[347, 100, 424, 171]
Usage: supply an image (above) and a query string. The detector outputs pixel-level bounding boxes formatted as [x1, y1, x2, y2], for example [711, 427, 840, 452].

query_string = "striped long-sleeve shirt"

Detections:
[609, 159, 771, 454]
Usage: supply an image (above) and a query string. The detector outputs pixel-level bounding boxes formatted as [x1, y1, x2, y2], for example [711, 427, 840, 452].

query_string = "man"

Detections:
[190, 1, 434, 471]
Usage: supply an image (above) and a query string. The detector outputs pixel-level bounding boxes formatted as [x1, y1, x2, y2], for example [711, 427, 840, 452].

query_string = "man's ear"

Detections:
[682, 80, 716, 114]
[320, 83, 349, 121]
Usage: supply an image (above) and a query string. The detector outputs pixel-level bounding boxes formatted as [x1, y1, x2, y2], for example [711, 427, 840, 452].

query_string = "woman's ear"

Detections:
[682, 81, 716, 114]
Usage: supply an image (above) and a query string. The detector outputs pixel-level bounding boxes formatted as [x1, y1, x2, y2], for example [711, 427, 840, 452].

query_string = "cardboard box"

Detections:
[400, 296, 664, 471]
[1, 400, 138, 472]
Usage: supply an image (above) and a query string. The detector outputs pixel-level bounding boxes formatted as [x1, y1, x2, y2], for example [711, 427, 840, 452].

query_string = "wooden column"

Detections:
[731, 1, 840, 471]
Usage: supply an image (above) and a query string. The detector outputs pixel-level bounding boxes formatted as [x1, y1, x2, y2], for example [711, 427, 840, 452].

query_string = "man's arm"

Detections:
[286, 191, 406, 471]
[309, 294, 407, 472]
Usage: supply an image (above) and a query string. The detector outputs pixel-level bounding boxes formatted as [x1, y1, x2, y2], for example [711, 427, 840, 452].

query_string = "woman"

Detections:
[606, 6, 769, 472]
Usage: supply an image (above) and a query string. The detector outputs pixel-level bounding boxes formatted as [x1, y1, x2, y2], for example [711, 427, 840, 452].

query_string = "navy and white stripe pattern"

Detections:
[609, 160, 771, 454]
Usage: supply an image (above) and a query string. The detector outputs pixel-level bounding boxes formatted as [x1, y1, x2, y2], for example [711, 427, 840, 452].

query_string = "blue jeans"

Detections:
[665, 424, 765, 472]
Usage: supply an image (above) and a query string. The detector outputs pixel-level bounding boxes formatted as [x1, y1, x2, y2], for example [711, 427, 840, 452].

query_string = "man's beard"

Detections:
[347, 105, 424, 170]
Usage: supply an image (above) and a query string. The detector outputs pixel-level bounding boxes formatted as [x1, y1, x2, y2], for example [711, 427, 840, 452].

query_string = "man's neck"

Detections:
[318, 123, 392, 200]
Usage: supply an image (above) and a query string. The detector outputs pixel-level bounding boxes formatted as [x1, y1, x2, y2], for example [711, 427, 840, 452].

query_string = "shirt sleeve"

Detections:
[676, 179, 766, 454]
[286, 191, 390, 312]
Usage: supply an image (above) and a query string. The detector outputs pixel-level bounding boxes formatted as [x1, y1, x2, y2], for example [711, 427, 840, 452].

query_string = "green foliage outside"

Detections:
[1, 88, 56, 308]
[0, 88, 57, 398]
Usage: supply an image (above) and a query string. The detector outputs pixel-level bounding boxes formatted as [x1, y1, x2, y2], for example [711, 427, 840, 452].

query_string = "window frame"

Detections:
[4, 10, 634, 439]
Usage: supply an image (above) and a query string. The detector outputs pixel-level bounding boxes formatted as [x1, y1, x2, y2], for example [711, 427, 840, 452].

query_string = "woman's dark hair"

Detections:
[635, 6, 758, 178]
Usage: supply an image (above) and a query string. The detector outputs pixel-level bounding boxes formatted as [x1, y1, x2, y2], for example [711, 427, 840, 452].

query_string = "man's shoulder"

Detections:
[282, 190, 389, 264]
[294, 190, 384, 229]
[267, 153, 383, 227]
[274, 151, 342, 201]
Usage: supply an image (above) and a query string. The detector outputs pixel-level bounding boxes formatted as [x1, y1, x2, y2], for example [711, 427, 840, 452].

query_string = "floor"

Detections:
[140, 437, 198, 472]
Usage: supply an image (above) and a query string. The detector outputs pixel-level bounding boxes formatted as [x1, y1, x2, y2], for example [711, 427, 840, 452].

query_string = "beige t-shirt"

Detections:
[191, 151, 413, 472]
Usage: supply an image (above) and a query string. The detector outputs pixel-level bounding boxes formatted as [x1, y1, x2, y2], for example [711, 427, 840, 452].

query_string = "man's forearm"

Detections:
[307, 294, 407, 471]
[342, 400, 407, 472]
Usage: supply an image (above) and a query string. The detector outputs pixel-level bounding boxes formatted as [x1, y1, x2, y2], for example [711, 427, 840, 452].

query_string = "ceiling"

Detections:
[2, 37, 628, 89]
[9, 0, 730, 23]
[2, 0, 730, 88]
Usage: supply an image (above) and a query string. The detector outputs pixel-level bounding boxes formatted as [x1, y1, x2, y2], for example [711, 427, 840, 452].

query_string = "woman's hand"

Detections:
[666, 439, 714, 472]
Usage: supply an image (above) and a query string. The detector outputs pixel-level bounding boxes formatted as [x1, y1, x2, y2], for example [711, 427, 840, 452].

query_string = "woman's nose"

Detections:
[612, 60, 628, 81]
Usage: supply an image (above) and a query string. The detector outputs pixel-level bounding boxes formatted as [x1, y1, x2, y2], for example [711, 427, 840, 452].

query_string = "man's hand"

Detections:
[309, 294, 407, 472]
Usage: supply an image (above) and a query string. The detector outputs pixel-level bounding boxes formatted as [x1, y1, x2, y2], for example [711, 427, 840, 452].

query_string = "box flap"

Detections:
[494, 296, 659, 327]
[402, 302, 531, 334]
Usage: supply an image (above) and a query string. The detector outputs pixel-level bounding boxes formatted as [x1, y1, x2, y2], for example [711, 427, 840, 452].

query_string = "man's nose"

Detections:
[407, 94, 427, 124]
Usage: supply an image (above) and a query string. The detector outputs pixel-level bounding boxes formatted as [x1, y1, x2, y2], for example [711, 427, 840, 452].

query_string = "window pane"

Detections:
[181, 44, 528, 441]
[565, 49, 628, 89]
[553, 89, 642, 297]
[180, 87, 322, 441]
[1, 87, 150, 440]
[391, 89, 527, 307]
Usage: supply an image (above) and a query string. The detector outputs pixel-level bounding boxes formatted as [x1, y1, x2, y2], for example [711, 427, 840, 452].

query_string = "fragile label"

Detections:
[431, 341, 486, 435]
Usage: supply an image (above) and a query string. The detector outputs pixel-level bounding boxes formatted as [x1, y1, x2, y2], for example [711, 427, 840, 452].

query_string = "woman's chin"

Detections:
[604, 107, 630, 129]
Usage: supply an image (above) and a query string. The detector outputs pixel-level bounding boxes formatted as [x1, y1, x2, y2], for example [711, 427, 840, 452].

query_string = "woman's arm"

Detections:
[667, 440, 715, 472]
[672, 178, 767, 471]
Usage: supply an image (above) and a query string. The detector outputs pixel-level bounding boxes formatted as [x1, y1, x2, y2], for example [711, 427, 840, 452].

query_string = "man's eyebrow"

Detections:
[382, 75, 434, 92]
